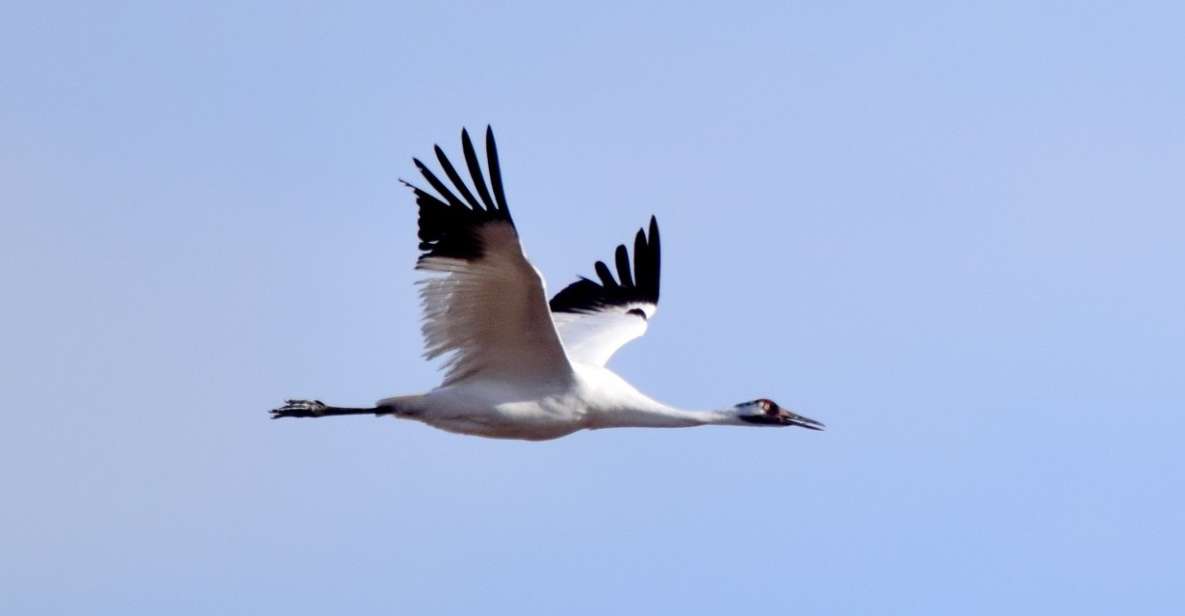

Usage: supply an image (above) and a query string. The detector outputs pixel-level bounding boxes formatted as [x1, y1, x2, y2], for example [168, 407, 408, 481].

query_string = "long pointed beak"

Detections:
[782, 411, 825, 431]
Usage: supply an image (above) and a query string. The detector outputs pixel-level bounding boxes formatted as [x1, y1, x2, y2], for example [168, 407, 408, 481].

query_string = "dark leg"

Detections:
[271, 399, 389, 419]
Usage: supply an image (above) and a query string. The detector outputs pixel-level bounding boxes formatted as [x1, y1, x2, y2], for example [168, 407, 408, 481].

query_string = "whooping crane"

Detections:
[272, 128, 824, 441]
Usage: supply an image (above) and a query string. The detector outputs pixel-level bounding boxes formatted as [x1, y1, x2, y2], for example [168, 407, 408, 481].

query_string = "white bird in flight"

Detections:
[272, 127, 824, 440]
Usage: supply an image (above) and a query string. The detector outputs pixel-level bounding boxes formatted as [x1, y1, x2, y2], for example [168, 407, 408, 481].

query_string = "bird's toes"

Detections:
[270, 399, 326, 419]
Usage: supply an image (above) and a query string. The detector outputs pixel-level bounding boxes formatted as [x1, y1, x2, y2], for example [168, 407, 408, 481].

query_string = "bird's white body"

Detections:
[272, 127, 824, 438]
[387, 363, 731, 441]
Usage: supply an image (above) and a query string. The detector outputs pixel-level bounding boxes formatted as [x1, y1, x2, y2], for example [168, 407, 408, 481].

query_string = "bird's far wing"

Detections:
[404, 127, 573, 387]
[548, 217, 660, 367]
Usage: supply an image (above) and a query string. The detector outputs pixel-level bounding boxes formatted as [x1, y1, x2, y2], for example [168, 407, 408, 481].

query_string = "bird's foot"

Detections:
[271, 399, 328, 419]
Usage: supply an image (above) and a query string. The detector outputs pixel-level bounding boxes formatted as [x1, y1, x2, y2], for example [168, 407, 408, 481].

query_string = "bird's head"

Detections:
[735, 399, 825, 430]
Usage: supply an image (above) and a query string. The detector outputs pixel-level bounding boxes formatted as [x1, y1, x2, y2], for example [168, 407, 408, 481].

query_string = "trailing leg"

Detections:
[270, 399, 389, 419]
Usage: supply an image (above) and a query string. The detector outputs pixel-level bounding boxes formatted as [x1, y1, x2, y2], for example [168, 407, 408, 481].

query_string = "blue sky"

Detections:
[2, 2, 1183, 614]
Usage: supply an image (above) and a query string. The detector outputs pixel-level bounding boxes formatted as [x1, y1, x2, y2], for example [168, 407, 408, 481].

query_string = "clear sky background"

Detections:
[3, 2, 1183, 614]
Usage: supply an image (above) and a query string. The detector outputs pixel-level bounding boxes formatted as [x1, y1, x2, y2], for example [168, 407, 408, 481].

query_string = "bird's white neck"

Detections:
[589, 400, 742, 430]
[575, 364, 745, 430]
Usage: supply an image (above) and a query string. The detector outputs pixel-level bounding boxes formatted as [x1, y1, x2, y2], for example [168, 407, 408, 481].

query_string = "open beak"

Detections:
[781, 410, 825, 431]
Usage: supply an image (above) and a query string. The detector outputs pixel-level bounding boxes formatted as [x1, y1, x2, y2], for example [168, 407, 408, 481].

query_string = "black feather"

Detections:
[403, 127, 515, 262]
[549, 216, 661, 315]
[615, 245, 633, 287]
[486, 126, 511, 219]
[461, 128, 496, 211]
[594, 261, 618, 288]
[434, 145, 483, 210]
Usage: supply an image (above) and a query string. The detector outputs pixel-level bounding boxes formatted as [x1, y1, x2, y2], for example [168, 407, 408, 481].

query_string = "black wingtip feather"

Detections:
[404, 127, 515, 262]
[434, 144, 483, 210]
[594, 261, 618, 288]
[615, 245, 634, 287]
[485, 126, 511, 221]
[461, 128, 496, 211]
[549, 218, 662, 314]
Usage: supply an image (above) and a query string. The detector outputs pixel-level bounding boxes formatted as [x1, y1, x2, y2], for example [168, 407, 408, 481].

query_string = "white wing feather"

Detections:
[418, 223, 573, 387]
[552, 304, 656, 366]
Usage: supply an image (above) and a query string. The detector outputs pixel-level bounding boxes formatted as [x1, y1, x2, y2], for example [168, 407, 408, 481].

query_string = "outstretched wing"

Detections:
[548, 217, 660, 366]
[403, 127, 573, 387]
